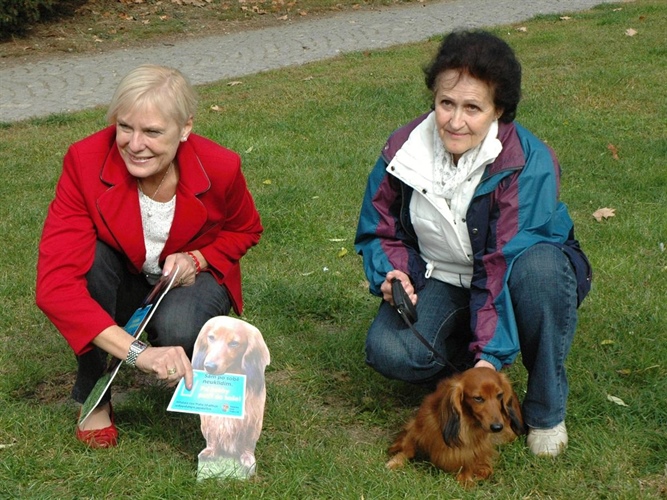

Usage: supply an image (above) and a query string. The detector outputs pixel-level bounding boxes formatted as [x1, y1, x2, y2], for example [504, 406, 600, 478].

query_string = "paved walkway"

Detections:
[0, 0, 615, 122]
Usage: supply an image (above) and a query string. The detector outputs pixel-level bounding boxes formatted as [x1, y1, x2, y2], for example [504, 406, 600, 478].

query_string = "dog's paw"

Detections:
[473, 464, 493, 480]
[386, 453, 408, 470]
[239, 451, 256, 468]
[455, 470, 477, 489]
[198, 446, 216, 459]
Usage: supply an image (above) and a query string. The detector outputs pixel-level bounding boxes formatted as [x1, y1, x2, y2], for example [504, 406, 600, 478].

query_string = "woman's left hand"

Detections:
[163, 252, 200, 287]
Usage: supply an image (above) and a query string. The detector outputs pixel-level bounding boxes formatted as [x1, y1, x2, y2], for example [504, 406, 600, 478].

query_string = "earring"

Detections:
[181, 136, 188, 142]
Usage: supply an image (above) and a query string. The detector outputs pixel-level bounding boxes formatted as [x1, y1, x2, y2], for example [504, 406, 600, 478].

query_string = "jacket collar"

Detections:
[487, 121, 525, 176]
[383, 113, 526, 178]
[99, 127, 211, 194]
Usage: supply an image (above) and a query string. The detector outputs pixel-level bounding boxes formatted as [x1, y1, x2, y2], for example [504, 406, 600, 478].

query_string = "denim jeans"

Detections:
[71, 241, 232, 405]
[365, 243, 578, 429]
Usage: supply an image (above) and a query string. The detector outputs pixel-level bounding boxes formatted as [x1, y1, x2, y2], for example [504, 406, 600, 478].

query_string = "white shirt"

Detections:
[138, 190, 176, 284]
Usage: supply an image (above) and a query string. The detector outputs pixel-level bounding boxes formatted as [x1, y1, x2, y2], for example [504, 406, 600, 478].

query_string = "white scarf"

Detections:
[432, 121, 499, 199]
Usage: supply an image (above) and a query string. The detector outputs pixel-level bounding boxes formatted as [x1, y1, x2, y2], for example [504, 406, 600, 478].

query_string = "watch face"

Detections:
[132, 340, 147, 351]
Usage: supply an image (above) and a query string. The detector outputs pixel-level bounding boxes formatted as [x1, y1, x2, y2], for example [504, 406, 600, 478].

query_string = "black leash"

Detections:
[392, 279, 460, 373]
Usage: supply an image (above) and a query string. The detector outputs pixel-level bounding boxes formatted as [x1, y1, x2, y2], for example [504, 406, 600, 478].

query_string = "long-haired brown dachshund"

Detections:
[386, 367, 524, 487]
[192, 316, 270, 472]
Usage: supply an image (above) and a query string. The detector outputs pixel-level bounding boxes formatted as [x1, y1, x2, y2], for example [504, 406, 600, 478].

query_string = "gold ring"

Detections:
[167, 368, 177, 375]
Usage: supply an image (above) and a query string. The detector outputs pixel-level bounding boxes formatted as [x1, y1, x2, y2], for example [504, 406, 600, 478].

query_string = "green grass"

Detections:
[1, 1, 666, 498]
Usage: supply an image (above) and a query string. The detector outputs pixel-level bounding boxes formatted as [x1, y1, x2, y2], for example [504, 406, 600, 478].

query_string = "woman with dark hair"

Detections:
[355, 30, 591, 457]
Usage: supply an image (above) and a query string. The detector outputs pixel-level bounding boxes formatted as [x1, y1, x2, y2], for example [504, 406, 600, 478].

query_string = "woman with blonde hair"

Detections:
[37, 64, 263, 448]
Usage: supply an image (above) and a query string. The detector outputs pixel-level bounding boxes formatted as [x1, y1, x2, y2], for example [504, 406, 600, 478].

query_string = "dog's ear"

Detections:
[500, 377, 525, 436]
[242, 326, 270, 391]
[192, 323, 211, 370]
[441, 379, 464, 447]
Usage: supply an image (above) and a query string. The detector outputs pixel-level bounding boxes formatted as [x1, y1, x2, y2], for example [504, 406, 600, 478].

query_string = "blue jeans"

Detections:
[365, 243, 578, 428]
[72, 241, 231, 405]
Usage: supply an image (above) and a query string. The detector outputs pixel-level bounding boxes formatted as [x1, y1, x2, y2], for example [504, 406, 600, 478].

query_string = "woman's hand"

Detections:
[162, 251, 207, 287]
[135, 345, 194, 389]
[380, 270, 418, 307]
[474, 359, 496, 370]
[92, 325, 194, 389]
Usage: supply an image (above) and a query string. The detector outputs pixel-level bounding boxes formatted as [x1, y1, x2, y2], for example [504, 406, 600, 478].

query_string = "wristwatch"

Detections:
[125, 339, 148, 367]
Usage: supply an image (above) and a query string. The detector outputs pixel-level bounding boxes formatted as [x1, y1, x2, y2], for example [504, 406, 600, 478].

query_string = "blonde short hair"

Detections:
[106, 64, 197, 126]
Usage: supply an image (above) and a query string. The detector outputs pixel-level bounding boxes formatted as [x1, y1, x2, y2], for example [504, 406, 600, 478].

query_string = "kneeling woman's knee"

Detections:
[365, 327, 435, 384]
[509, 243, 576, 300]
[148, 309, 202, 358]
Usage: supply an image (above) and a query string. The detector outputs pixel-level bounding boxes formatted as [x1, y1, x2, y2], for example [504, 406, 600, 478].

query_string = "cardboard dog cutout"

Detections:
[169, 316, 270, 480]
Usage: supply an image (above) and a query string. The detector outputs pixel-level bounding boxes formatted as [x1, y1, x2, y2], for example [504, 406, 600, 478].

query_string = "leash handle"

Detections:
[391, 278, 417, 323]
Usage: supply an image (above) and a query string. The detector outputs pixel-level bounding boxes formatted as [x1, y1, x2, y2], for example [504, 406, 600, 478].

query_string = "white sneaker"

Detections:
[527, 422, 568, 457]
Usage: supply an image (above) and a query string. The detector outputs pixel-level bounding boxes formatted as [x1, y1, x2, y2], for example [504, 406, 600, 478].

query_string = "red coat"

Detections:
[36, 126, 263, 355]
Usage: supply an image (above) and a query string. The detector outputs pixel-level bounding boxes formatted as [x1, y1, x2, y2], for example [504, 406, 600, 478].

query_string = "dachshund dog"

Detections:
[386, 367, 524, 487]
[192, 316, 270, 471]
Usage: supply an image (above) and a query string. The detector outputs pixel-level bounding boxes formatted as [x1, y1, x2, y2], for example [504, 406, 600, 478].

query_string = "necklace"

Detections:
[138, 163, 172, 201]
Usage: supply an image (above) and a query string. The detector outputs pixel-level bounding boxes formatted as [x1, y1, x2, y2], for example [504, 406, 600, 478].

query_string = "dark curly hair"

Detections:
[424, 30, 522, 123]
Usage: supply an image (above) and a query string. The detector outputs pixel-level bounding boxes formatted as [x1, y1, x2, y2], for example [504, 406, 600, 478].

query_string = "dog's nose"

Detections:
[204, 362, 219, 373]
[490, 423, 504, 433]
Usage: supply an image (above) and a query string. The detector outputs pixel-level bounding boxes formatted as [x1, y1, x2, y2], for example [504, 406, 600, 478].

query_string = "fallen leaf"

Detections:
[303, 76, 314, 81]
[227, 81, 242, 86]
[277, 15, 288, 20]
[0, 442, 16, 449]
[616, 369, 632, 376]
[245, 146, 253, 153]
[560, 16, 572, 21]
[262, 179, 272, 185]
[612, 8, 622, 11]
[592, 207, 616, 222]
[328, 238, 346, 242]
[601, 339, 615, 345]
[607, 394, 628, 407]
[209, 104, 223, 112]
[337, 248, 348, 258]
[625, 28, 637, 36]
[607, 143, 620, 160]
[515, 26, 527, 32]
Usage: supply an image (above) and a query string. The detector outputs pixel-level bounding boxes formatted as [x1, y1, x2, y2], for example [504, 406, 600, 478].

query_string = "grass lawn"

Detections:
[0, 0, 665, 498]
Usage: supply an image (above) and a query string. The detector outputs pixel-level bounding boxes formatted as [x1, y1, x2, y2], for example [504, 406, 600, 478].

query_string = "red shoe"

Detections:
[76, 404, 118, 448]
